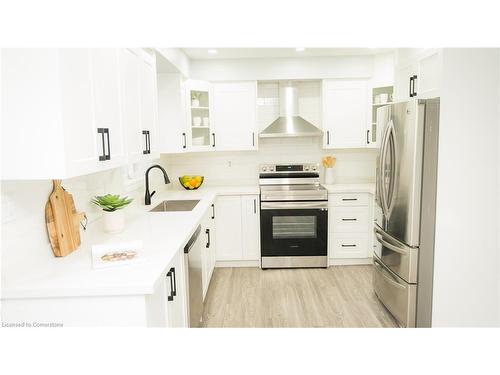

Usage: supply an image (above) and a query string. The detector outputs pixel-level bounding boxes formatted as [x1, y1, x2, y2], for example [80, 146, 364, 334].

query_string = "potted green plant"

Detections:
[92, 194, 133, 233]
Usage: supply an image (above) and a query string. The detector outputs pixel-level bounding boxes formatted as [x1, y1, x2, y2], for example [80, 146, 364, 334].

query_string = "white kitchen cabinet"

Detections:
[215, 194, 260, 265]
[241, 195, 260, 261]
[146, 248, 188, 327]
[215, 195, 243, 261]
[201, 203, 217, 300]
[119, 49, 159, 163]
[393, 49, 441, 101]
[322, 79, 370, 149]
[185, 79, 215, 151]
[1, 48, 150, 180]
[212, 81, 258, 151]
[328, 192, 374, 263]
[158, 73, 188, 153]
[89, 48, 126, 168]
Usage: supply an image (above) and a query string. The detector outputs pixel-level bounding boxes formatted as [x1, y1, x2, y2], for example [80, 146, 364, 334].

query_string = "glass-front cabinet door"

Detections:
[185, 80, 215, 151]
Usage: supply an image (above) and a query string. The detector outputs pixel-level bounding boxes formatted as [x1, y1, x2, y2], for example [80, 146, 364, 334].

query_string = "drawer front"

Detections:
[329, 193, 369, 207]
[373, 256, 416, 327]
[331, 207, 368, 234]
[331, 237, 367, 258]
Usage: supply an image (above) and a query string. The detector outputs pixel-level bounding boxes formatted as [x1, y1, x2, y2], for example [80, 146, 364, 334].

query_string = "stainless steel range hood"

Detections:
[259, 82, 323, 138]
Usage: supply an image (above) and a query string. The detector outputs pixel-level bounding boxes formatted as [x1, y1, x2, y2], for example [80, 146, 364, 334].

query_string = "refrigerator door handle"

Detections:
[376, 119, 390, 217]
[385, 125, 398, 218]
[375, 232, 409, 256]
[379, 120, 393, 218]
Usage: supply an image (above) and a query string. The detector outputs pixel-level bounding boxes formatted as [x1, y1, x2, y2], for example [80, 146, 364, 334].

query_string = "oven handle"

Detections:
[261, 201, 328, 210]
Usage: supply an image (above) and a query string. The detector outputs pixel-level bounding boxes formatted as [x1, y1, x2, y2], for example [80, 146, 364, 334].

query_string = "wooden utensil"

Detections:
[45, 180, 86, 257]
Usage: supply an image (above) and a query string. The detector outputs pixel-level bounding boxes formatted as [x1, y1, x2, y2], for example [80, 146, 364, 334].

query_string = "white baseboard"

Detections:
[329, 257, 373, 266]
[215, 260, 260, 268]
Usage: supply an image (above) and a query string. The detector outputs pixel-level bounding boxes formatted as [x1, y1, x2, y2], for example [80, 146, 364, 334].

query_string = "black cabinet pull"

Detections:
[166, 270, 174, 301]
[342, 218, 357, 221]
[212, 133, 216, 147]
[366, 129, 370, 145]
[252, 132, 255, 147]
[211, 203, 215, 219]
[253, 199, 256, 214]
[97, 128, 106, 161]
[341, 244, 357, 247]
[205, 228, 210, 248]
[326, 130, 330, 145]
[342, 198, 358, 201]
[409, 76, 413, 98]
[412, 75, 418, 97]
[170, 267, 176, 297]
[142, 130, 151, 154]
[182, 133, 187, 149]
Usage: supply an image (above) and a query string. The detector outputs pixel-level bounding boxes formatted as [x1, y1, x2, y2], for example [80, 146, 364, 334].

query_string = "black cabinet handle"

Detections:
[366, 129, 370, 145]
[170, 267, 176, 297]
[412, 75, 417, 97]
[252, 132, 255, 147]
[253, 199, 256, 214]
[342, 218, 357, 221]
[326, 130, 330, 145]
[409, 76, 414, 98]
[142, 130, 151, 154]
[212, 133, 216, 147]
[341, 244, 357, 247]
[205, 228, 210, 248]
[166, 269, 174, 301]
[342, 198, 358, 201]
[98, 128, 106, 161]
[182, 132, 187, 149]
[211, 203, 215, 219]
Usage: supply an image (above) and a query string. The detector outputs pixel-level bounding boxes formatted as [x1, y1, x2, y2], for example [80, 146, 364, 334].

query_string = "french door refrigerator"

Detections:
[373, 98, 440, 328]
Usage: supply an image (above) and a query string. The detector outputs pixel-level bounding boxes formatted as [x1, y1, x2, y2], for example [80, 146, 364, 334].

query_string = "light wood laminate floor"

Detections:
[201, 265, 399, 328]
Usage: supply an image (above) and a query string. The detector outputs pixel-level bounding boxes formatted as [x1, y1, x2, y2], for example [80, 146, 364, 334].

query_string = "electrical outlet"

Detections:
[227, 160, 232, 167]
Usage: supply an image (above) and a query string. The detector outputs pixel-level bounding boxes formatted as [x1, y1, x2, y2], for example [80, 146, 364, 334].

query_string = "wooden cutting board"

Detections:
[45, 180, 86, 257]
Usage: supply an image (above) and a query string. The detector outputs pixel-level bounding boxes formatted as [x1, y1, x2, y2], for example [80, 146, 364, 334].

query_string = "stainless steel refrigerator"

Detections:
[373, 98, 440, 328]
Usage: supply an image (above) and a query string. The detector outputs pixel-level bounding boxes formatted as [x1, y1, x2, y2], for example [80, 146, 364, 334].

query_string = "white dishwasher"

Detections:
[184, 225, 203, 327]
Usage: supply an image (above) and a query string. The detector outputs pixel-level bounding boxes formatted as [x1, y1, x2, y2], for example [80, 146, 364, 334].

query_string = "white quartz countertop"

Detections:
[322, 183, 376, 194]
[1, 185, 259, 300]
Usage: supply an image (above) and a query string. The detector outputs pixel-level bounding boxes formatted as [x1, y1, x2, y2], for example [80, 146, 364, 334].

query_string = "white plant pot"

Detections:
[191, 99, 200, 107]
[324, 168, 334, 184]
[102, 210, 125, 233]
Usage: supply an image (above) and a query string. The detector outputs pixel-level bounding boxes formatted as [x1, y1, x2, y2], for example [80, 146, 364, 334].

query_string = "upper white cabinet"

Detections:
[212, 81, 258, 151]
[1, 49, 127, 179]
[393, 49, 441, 101]
[322, 79, 370, 149]
[185, 80, 215, 151]
[119, 49, 159, 163]
[157, 73, 188, 153]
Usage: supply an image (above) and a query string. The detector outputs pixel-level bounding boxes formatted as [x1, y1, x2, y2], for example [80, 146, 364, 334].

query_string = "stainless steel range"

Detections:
[259, 163, 328, 269]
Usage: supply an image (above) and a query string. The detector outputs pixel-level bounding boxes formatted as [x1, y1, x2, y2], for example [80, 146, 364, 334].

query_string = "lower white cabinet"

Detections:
[328, 192, 374, 263]
[146, 248, 188, 327]
[201, 203, 217, 300]
[215, 194, 260, 264]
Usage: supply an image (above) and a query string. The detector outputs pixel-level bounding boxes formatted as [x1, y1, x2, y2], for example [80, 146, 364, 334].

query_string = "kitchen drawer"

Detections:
[331, 207, 368, 234]
[329, 193, 369, 207]
[331, 237, 368, 258]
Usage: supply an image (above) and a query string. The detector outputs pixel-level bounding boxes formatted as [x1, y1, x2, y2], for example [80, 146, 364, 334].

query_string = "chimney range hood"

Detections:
[259, 81, 323, 138]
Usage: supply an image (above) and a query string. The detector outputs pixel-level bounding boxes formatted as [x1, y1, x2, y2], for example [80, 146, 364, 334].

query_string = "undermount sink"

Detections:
[149, 199, 200, 212]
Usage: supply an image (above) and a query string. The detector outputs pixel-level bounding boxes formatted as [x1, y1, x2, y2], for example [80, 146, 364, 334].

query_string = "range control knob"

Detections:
[262, 166, 267, 172]
[311, 165, 317, 171]
[269, 166, 275, 171]
[304, 166, 310, 171]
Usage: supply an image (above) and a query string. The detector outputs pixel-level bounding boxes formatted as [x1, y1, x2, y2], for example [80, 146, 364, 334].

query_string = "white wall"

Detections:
[189, 55, 374, 81]
[432, 49, 500, 327]
[161, 137, 377, 187]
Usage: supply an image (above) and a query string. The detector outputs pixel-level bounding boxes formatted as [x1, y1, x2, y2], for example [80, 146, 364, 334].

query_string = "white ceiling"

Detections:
[182, 48, 393, 60]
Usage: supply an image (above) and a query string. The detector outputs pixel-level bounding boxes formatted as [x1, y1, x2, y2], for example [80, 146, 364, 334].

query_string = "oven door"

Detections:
[260, 201, 328, 258]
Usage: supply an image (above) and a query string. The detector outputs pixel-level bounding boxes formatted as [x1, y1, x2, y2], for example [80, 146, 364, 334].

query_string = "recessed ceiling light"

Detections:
[295, 47, 305, 52]
[208, 49, 217, 54]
